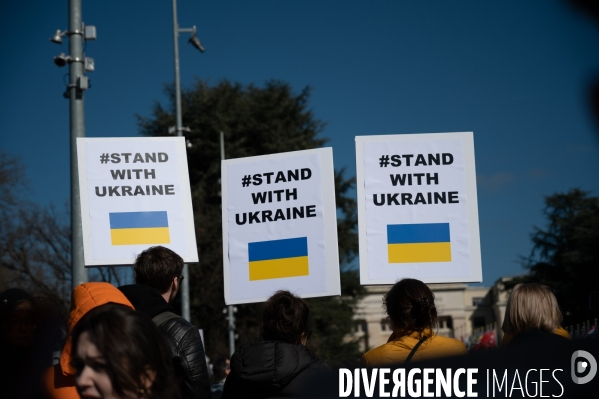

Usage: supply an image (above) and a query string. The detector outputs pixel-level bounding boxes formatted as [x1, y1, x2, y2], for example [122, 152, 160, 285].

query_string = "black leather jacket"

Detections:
[159, 315, 212, 399]
[119, 284, 211, 399]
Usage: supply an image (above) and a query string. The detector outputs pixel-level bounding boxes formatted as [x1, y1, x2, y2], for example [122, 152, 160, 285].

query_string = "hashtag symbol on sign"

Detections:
[100, 153, 110, 164]
[379, 155, 389, 167]
[241, 175, 252, 187]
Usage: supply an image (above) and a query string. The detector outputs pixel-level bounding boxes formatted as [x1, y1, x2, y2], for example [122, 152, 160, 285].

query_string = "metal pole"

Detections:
[220, 131, 225, 162]
[172, 0, 191, 322]
[221, 131, 235, 356]
[227, 305, 235, 356]
[172, 0, 183, 133]
[69, 0, 88, 289]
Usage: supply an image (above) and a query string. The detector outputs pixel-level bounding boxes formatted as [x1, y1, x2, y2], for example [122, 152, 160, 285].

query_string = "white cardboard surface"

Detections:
[77, 137, 198, 266]
[356, 132, 482, 284]
[222, 148, 340, 304]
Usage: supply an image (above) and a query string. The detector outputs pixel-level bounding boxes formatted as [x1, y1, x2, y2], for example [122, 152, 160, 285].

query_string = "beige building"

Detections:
[352, 278, 512, 351]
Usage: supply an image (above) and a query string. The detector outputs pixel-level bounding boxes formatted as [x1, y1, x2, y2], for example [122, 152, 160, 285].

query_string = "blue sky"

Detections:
[1, 0, 598, 286]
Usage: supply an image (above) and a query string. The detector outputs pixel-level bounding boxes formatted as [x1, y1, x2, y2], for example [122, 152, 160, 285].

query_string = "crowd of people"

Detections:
[0, 245, 584, 398]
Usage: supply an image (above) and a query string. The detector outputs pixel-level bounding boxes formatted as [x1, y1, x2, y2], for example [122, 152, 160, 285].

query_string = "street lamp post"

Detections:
[51, 0, 96, 290]
[171, 0, 204, 322]
[220, 131, 236, 356]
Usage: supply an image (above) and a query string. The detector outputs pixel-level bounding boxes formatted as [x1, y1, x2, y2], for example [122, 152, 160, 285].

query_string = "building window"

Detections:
[438, 316, 453, 329]
[354, 320, 367, 333]
[381, 320, 392, 331]
[472, 297, 485, 306]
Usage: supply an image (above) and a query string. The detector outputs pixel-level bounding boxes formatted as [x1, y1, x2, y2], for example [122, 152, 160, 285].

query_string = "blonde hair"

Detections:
[502, 283, 562, 335]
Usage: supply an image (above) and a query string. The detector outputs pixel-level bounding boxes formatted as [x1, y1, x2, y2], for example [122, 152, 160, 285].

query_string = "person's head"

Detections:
[71, 303, 178, 399]
[384, 279, 438, 338]
[0, 288, 36, 348]
[502, 283, 562, 335]
[134, 246, 184, 303]
[261, 290, 312, 345]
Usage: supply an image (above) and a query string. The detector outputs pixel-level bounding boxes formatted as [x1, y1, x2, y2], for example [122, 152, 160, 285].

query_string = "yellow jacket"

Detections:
[362, 329, 467, 367]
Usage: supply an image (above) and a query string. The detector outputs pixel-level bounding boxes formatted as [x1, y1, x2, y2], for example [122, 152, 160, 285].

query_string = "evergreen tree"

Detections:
[137, 79, 364, 363]
[519, 189, 599, 326]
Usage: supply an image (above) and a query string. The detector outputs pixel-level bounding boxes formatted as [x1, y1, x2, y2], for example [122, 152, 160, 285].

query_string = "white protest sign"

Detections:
[222, 148, 340, 305]
[356, 132, 481, 284]
[77, 137, 198, 266]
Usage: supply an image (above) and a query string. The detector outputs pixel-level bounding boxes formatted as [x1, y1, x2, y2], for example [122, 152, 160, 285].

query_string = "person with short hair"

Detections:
[133, 245, 185, 302]
[221, 290, 330, 399]
[362, 279, 467, 366]
[72, 303, 179, 399]
[501, 283, 570, 346]
[119, 246, 211, 399]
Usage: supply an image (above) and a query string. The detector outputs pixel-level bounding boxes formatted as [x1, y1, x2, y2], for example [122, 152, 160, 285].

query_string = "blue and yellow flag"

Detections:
[109, 211, 170, 246]
[248, 237, 309, 281]
[387, 223, 451, 263]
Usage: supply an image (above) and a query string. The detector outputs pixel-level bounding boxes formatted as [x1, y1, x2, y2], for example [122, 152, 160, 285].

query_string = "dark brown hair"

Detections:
[134, 246, 184, 294]
[71, 304, 179, 399]
[261, 290, 312, 344]
[384, 279, 438, 338]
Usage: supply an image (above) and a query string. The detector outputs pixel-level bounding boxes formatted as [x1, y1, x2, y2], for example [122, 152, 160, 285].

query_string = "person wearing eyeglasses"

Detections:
[119, 246, 211, 399]
[222, 290, 331, 399]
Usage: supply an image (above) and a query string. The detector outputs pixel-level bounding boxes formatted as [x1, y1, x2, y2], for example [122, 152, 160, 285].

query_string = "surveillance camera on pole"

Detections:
[54, 53, 70, 67]
[50, 4, 97, 289]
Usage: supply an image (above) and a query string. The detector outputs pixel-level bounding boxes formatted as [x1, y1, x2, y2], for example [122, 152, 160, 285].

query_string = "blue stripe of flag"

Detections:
[248, 237, 308, 262]
[109, 211, 168, 229]
[387, 223, 450, 244]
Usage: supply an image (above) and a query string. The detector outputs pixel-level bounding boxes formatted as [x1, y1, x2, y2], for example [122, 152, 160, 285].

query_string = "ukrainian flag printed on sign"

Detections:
[248, 237, 309, 281]
[387, 223, 451, 263]
[109, 211, 170, 246]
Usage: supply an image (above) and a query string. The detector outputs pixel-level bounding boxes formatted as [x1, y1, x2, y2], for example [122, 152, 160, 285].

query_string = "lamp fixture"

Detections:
[50, 30, 67, 44]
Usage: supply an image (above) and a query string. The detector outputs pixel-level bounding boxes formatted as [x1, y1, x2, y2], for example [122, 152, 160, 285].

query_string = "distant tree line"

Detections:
[510, 188, 599, 326]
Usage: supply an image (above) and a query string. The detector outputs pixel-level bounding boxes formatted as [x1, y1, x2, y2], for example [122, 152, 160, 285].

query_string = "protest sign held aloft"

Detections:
[77, 137, 198, 266]
[356, 132, 482, 284]
[222, 148, 340, 305]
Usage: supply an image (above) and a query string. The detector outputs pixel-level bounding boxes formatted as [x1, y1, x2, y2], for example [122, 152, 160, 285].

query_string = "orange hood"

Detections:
[59, 282, 134, 376]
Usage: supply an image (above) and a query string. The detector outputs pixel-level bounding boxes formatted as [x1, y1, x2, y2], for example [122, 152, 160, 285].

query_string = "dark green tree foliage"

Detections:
[522, 189, 599, 326]
[137, 80, 364, 363]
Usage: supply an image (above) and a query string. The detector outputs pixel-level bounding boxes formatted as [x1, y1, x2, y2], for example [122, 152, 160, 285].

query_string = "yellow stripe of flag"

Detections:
[388, 242, 451, 263]
[110, 227, 171, 246]
[249, 256, 309, 281]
